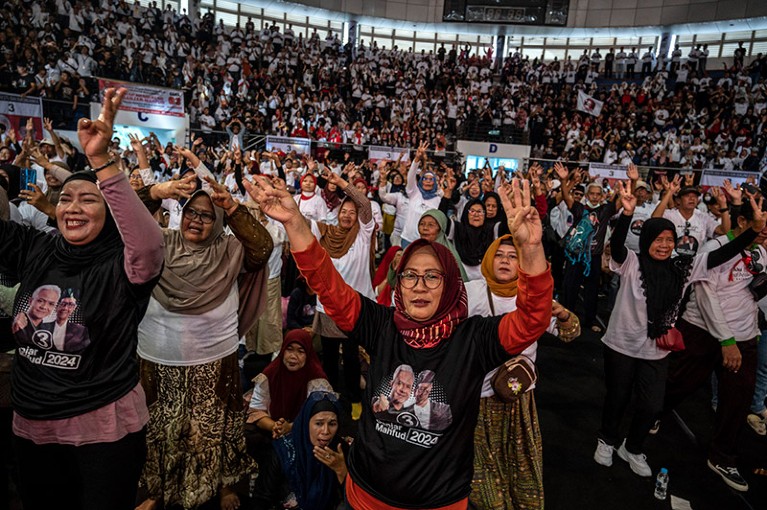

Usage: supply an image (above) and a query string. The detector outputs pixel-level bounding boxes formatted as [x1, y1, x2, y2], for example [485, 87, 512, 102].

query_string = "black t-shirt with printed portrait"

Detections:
[570, 200, 617, 257]
[0, 221, 158, 420]
[347, 296, 510, 508]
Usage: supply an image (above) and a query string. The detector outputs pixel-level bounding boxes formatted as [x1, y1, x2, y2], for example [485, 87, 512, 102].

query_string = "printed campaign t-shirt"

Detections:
[1, 222, 157, 420]
[663, 208, 719, 256]
[346, 296, 509, 507]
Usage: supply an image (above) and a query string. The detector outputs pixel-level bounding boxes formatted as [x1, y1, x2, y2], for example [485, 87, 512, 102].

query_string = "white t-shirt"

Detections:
[295, 193, 329, 222]
[138, 284, 241, 365]
[465, 279, 556, 397]
[662, 208, 719, 256]
[310, 217, 376, 313]
[625, 201, 656, 253]
[602, 251, 709, 360]
[682, 235, 764, 341]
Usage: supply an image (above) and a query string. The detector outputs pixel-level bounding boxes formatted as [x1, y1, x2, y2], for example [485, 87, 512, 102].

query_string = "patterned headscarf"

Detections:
[393, 239, 468, 349]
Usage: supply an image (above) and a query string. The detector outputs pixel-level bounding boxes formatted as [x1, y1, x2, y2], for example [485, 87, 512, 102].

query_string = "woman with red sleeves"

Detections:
[246, 176, 553, 509]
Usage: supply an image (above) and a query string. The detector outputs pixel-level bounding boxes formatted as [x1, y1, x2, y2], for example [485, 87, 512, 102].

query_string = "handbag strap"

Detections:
[486, 285, 496, 316]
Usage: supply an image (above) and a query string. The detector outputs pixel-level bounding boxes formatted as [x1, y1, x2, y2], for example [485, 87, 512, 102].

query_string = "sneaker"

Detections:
[747, 414, 766, 436]
[648, 419, 661, 435]
[707, 460, 749, 491]
[616, 440, 652, 477]
[594, 439, 614, 467]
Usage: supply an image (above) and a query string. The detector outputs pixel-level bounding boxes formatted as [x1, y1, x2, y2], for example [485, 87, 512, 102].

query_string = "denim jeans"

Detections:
[751, 333, 767, 415]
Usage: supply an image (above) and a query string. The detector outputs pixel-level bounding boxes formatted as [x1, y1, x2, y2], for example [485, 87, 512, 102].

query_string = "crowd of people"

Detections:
[0, 2, 767, 510]
[1, 78, 766, 509]
[2, 0, 767, 172]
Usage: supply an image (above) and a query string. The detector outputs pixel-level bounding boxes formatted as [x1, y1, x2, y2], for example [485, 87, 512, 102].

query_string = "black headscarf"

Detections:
[53, 171, 123, 273]
[483, 191, 509, 237]
[273, 391, 343, 510]
[388, 170, 406, 195]
[637, 218, 694, 339]
[453, 198, 496, 267]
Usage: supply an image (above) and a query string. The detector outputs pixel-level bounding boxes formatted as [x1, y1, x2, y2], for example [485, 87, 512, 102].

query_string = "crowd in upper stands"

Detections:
[2, 0, 766, 172]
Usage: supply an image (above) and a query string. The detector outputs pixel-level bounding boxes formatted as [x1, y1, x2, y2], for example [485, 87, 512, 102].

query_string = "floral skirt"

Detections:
[470, 392, 544, 510]
[140, 353, 257, 509]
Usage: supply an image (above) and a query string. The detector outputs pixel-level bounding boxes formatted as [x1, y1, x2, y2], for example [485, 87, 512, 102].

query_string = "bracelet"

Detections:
[719, 207, 729, 213]
[90, 158, 116, 172]
[719, 338, 736, 347]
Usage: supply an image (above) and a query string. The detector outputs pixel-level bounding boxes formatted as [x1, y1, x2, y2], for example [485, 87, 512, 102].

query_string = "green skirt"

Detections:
[470, 392, 544, 510]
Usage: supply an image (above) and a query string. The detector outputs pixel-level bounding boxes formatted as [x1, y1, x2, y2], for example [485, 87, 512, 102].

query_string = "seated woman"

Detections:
[466, 235, 579, 510]
[250, 391, 348, 510]
[247, 329, 332, 437]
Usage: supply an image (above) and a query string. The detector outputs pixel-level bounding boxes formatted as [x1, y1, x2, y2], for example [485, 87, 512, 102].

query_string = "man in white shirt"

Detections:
[652, 181, 730, 256]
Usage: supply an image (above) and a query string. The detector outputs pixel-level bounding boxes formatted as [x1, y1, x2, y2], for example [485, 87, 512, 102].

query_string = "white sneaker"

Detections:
[594, 438, 614, 467]
[616, 440, 652, 477]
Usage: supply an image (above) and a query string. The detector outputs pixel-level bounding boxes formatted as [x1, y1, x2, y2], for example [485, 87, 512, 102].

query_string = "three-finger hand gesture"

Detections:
[500, 178, 543, 246]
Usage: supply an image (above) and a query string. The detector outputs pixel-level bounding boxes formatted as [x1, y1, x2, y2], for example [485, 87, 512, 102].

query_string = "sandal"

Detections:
[747, 414, 766, 436]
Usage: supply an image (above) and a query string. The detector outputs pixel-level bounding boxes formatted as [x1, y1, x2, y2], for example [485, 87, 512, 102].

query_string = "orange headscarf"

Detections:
[481, 234, 518, 298]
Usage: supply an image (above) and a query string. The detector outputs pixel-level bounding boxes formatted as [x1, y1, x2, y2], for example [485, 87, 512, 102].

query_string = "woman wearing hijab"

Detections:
[418, 209, 468, 281]
[398, 142, 442, 248]
[135, 163, 273, 510]
[294, 172, 328, 222]
[374, 246, 402, 307]
[307, 164, 375, 419]
[466, 235, 580, 510]
[378, 163, 409, 248]
[595, 181, 765, 478]
[320, 177, 342, 225]
[250, 391, 348, 510]
[439, 185, 498, 281]
[483, 191, 510, 237]
[246, 176, 553, 509]
[247, 329, 332, 437]
[1, 88, 164, 510]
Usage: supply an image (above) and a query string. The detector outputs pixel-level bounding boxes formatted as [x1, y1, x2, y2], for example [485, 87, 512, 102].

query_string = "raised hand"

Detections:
[500, 178, 542, 247]
[43, 117, 54, 133]
[204, 176, 237, 214]
[244, 175, 303, 226]
[78, 87, 126, 166]
[722, 179, 743, 205]
[321, 166, 346, 188]
[709, 186, 727, 208]
[553, 161, 568, 181]
[684, 172, 695, 187]
[151, 173, 197, 200]
[626, 162, 639, 181]
[667, 174, 682, 195]
[749, 194, 766, 232]
[18, 184, 54, 218]
[616, 180, 636, 216]
[128, 133, 143, 152]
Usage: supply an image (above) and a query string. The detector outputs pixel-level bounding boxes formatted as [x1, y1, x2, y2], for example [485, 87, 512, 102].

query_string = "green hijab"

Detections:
[420, 209, 469, 281]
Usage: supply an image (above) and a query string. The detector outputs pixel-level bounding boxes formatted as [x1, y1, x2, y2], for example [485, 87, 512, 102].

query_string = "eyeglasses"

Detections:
[468, 209, 485, 216]
[398, 270, 445, 290]
[183, 207, 216, 224]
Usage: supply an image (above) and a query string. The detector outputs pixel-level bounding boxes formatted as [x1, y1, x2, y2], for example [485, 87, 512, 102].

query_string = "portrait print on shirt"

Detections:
[12, 285, 90, 370]
[371, 364, 453, 433]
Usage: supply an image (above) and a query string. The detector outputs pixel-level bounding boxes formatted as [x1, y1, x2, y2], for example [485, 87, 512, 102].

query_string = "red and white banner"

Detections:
[0, 93, 43, 140]
[99, 79, 184, 117]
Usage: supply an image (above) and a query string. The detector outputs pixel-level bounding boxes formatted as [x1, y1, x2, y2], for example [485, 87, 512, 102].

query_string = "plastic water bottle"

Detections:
[654, 467, 669, 500]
